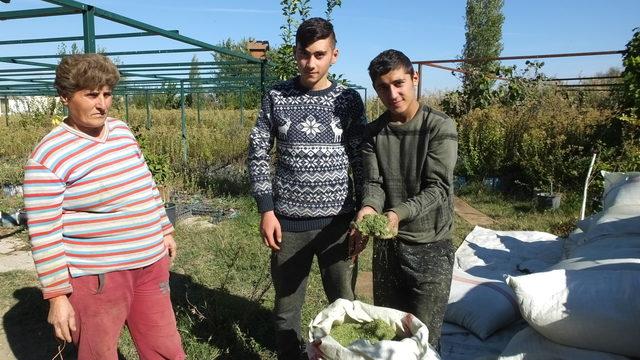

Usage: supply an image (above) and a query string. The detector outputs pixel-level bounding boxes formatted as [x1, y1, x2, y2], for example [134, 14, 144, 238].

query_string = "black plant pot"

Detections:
[536, 192, 562, 210]
[165, 202, 176, 226]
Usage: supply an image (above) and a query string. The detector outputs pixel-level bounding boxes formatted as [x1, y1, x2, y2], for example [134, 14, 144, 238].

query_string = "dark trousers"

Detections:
[271, 216, 356, 360]
[372, 239, 455, 349]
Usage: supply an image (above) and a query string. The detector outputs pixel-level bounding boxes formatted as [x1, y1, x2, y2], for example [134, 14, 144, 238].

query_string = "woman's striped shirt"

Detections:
[24, 118, 173, 299]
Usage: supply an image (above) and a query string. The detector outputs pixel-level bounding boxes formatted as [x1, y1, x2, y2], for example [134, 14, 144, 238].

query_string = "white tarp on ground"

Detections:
[440, 226, 564, 360]
[442, 223, 640, 359]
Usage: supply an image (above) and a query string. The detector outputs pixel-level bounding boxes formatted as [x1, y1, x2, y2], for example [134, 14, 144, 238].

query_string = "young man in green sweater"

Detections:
[356, 49, 458, 349]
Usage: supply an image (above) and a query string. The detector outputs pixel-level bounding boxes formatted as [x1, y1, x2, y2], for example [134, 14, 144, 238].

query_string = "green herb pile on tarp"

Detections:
[354, 214, 395, 239]
[331, 319, 397, 347]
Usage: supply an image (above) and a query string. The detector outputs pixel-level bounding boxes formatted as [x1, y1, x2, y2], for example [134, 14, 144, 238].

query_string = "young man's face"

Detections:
[373, 67, 420, 121]
[294, 38, 338, 90]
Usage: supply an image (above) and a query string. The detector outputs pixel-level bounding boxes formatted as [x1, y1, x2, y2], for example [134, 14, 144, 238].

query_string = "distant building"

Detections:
[247, 41, 270, 60]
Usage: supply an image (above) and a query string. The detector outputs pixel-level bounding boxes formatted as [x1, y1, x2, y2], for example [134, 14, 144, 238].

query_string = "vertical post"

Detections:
[145, 90, 151, 129]
[196, 92, 201, 124]
[3, 96, 8, 127]
[239, 89, 244, 125]
[364, 88, 368, 120]
[124, 94, 129, 121]
[82, 6, 96, 53]
[180, 81, 188, 162]
[417, 64, 423, 101]
[260, 60, 266, 98]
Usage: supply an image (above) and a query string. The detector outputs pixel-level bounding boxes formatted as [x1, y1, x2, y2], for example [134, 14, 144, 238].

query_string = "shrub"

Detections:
[454, 86, 612, 192]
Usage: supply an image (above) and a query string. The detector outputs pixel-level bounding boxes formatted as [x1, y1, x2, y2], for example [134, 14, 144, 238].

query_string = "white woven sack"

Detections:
[601, 171, 640, 209]
[498, 326, 630, 360]
[507, 269, 640, 358]
[307, 299, 440, 360]
[445, 269, 520, 340]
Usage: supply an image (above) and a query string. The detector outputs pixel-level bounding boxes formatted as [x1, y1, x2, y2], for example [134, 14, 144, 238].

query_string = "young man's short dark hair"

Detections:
[368, 49, 415, 82]
[296, 17, 336, 49]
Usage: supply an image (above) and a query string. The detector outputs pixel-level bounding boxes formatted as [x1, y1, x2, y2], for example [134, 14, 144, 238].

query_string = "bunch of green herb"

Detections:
[354, 214, 394, 239]
[331, 319, 397, 347]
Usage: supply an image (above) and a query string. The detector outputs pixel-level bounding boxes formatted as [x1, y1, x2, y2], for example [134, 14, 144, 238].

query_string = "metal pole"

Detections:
[196, 92, 201, 124]
[580, 152, 598, 220]
[180, 81, 187, 162]
[145, 90, 151, 129]
[4, 96, 8, 126]
[417, 64, 423, 100]
[364, 88, 368, 120]
[260, 60, 266, 98]
[239, 89, 244, 125]
[124, 94, 129, 121]
[82, 6, 96, 53]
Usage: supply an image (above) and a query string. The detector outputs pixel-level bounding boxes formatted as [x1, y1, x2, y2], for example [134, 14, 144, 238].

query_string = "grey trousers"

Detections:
[271, 215, 356, 360]
[373, 238, 455, 349]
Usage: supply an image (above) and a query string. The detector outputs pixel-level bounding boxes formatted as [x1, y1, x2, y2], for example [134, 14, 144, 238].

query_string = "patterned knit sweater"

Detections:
[248, 78, 366, 231]
[24, 118, 173, 299]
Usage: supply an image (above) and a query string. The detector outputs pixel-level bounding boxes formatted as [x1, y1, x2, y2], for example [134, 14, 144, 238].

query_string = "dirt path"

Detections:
[453, 196, 496, 226]
[0, 230, 33, 360]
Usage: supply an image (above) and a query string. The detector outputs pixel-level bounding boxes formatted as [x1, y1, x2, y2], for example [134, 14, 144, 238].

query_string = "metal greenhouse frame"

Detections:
[0, 0, 271, 160]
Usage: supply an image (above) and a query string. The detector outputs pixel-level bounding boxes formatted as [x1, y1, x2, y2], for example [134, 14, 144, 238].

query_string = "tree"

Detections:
[621, 27, 640, 127]
[185, 55, 202, 108]
[460, 0, 505, 111]
[211, 38, 263, 109]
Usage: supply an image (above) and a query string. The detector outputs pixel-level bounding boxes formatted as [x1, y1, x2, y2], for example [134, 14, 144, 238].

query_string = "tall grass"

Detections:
[0, 108, 258, 194]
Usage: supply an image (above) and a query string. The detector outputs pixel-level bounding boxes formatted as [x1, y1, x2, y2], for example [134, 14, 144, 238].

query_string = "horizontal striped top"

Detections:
[24, 118, 173, 299]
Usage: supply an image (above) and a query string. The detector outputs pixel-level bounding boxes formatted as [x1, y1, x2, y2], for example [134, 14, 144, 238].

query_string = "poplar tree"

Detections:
[461, 0, 505, 111]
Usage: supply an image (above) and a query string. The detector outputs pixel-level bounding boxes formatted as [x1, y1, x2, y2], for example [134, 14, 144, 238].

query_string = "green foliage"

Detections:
[0, 160, 24, 185]
[268, 44, 298, 81]
[185, 55, 202, 108]
[460, 0, 505, 112]
[354, 214, 394, 239]
[122, 125, 177, 185]
[325, 0, 343, 20]
[331, 319, 397, 347]
[621, 27, 640, 124]
[457, 107, 506, 179]
[454, 82, 615, 192]
[212, 38, 263, 109]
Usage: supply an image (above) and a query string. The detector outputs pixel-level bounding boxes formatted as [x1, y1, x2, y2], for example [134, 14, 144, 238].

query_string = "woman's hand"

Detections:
[48, 295, 76, 343]
[164, 233, 177, 262]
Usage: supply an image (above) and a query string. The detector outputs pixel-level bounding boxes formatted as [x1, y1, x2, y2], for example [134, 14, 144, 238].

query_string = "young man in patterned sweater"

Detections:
[356, 49, 458, 350]
[247, 17, 366, 360]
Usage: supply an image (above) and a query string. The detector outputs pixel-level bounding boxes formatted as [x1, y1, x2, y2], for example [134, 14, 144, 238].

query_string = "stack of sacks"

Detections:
[503, 171, 640, 359]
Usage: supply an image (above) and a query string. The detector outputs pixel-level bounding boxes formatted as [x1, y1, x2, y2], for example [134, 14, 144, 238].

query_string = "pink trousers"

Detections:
[69, 256, 185, 360]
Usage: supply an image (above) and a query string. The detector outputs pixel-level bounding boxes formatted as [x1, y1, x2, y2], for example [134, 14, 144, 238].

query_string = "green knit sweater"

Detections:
[361, 105, 458, 243]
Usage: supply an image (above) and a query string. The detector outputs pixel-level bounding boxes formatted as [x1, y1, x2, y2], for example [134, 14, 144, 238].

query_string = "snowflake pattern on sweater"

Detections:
[248, 78, 366, 221]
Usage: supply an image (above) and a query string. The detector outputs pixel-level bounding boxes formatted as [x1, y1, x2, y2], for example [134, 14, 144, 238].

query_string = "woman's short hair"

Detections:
[54, 53, 120, 98]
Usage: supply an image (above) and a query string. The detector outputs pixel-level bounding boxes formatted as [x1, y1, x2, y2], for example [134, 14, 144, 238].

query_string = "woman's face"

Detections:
[62, 85, 113, 137]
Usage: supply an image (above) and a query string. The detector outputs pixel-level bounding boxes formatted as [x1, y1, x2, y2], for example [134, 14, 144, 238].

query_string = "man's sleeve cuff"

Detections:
[255, 195, 274, 213]
[389, 204, 411, 221]
[361, 200, 382, 214]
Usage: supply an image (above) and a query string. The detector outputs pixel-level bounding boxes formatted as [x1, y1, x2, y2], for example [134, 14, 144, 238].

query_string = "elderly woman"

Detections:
[23, 53, 185, 359]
